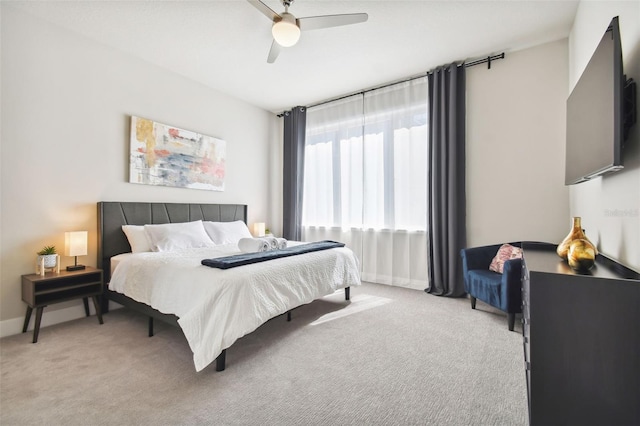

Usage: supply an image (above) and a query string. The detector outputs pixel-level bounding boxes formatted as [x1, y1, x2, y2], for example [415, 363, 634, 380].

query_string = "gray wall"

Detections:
[0, 6, 280, 332]
[569, 1, 640, 272]
[466, 39, 570, 247]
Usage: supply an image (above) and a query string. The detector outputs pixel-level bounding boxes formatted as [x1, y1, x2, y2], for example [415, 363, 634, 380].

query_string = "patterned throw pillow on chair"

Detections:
[489, 244, 523, 273]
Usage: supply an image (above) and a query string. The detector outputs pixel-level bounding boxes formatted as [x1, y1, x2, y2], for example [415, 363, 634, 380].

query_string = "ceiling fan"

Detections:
[247, 0, 368, 63]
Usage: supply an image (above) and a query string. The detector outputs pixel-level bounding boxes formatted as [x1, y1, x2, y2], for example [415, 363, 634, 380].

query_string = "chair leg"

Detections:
[470, 296, 476, 309]
[508, 313, 515, 331]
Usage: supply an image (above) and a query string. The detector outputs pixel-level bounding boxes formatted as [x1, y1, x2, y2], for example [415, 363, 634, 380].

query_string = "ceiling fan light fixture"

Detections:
[272, 13, 300, 47]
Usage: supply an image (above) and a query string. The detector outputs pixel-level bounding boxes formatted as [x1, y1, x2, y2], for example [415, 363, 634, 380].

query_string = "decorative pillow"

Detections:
[144, 220, 215, 252]
[489, 244, 523, 273]
[122, 225, 152, 253]
[203, 220, 253, 245]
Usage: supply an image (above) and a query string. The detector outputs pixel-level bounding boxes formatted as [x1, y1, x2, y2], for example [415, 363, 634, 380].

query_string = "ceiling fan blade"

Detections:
[267, 40, 282, 63]
[246, 0, 281, 22]
[298, 13, 368, 31]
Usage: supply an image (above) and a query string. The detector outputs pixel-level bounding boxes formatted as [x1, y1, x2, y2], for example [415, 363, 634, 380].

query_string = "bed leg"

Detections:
[216, 349, 226, 372]
[287, 311, 292, 322]
[345, 287, 350, 301]
[148, 317, 154, 337]
[101, 292, 110, 314]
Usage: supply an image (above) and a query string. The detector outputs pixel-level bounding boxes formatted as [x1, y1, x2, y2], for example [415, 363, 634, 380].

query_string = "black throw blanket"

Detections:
[201, 240, 346, 270]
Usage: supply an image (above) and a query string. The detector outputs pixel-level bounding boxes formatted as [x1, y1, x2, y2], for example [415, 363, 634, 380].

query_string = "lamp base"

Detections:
[66, 264, 86, 271]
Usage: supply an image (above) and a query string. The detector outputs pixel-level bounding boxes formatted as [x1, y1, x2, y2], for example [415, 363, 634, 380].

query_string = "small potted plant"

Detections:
[37, 245, 58, 269]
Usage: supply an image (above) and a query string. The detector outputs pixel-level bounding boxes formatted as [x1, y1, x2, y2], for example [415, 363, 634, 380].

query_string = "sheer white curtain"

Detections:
[302, 78, 429, 289]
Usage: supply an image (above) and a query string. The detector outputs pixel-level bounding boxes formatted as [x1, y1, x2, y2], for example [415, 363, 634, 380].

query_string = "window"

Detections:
[303, 78, 429, 288]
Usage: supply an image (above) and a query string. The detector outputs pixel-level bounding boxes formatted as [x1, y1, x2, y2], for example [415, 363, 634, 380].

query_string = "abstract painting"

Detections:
[129, 116, 226, 191]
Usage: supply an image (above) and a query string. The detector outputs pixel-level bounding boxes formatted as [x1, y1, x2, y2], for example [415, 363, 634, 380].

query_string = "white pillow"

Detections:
[122, 225, 152, 253]
[144, 220, 215, 252]
[203, 220, 253, 245]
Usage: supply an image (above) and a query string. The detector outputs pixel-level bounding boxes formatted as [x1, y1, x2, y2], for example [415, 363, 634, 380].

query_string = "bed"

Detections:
[97, 202, 361, 372]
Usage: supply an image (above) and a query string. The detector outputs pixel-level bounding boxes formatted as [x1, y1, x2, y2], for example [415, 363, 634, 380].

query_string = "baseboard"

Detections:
[360, 273, 427, 290]
[0, 301, 122, 338]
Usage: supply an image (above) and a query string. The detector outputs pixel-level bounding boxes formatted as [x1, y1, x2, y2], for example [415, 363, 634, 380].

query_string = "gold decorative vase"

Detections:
[567, 239, 596, 271]
[557, 217, 598, 260]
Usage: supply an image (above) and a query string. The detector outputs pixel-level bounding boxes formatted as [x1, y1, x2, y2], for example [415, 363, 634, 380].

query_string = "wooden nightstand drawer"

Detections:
[23, 270, 102, 306]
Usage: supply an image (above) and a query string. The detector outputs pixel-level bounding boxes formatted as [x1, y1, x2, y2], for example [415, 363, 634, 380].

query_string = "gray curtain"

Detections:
[282, 106, 307, 241]
[425, 64, 467, 297]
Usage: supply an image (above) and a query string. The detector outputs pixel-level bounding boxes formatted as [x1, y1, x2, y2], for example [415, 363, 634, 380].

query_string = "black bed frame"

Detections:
[97, 201, 350, 372]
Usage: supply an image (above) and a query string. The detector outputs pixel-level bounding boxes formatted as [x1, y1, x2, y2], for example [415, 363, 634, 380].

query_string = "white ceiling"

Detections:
[7, 0, 580, 113]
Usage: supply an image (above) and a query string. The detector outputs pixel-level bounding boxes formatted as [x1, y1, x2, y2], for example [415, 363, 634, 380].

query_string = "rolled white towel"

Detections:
[238, 238, 270, 253]
[262, 236, 278, 250]
[276, 237, 287, 249]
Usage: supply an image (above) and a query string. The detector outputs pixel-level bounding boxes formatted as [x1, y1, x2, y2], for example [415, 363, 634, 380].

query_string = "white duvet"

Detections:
[109, 242, 361, 371]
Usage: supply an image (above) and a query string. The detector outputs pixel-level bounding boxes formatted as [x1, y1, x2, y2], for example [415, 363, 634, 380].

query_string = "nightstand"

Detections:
[21, 266, 104, 343]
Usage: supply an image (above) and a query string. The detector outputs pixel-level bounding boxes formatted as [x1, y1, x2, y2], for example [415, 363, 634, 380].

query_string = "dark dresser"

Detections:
[521, 243, 640, 426]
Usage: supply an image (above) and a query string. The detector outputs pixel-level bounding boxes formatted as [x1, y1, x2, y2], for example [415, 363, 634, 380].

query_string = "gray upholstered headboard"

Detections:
[97, 202, 248, 282]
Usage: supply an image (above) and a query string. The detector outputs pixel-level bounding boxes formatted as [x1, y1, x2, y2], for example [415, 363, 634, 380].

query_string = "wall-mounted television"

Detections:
[565, 16, 636, 185]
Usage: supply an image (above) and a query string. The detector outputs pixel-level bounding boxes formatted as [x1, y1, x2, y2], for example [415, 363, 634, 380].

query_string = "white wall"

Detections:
[568, 1, 640, 272]
[466, 39, 570, 247]
[0, 6, 280, 333]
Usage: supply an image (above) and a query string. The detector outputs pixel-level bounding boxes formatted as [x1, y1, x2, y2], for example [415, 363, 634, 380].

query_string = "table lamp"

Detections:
[253, 222, 266, 237]
[65, 231, 87, 271]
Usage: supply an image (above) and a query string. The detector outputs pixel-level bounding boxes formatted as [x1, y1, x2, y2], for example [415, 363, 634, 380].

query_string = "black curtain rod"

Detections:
[464, 52, 505, 69]
[278, 52, 505, 116]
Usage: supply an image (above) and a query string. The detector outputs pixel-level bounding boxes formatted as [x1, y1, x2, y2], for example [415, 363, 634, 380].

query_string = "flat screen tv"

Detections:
[565, 16, 627, 185]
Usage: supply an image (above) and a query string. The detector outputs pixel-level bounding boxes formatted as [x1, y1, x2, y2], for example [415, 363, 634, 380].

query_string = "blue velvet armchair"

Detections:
[460, 243, 523, 331]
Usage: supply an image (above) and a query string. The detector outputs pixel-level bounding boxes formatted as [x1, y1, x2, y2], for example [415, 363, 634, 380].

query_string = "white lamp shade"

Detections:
[253, 223, 266, 237]
[272, 13, 300, 47]
[64, 231, 88, 257]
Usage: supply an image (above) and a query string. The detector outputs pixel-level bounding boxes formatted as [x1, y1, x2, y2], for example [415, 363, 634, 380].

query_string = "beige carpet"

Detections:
[0, 282, 527, 425]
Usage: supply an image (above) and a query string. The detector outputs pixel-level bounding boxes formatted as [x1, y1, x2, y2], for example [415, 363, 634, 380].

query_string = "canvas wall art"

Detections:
[129, 116, 226, 191]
